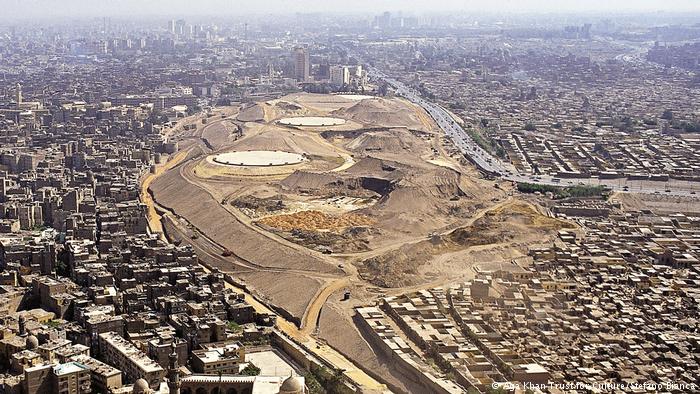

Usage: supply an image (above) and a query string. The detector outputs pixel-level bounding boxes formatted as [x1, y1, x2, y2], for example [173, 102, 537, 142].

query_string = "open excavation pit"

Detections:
[278, 116, 347, 127]
[212, 150, 307, 167]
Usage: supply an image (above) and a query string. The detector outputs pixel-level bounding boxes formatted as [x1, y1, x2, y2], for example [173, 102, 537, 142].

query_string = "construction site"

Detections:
[146, 93, 572, 393]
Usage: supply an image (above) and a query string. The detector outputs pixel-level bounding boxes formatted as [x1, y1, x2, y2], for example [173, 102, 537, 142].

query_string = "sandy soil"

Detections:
[359, 200, 574, 288]
[149, 93, 573, 392]
[318, 304, 414, 394]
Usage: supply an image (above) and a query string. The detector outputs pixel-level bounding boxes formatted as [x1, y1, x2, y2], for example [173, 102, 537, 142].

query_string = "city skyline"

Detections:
[3, 0, 700, 19]
[1, 4, 699, 394]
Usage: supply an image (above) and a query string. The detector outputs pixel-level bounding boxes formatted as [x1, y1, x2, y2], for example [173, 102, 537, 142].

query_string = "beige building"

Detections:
[191, 342, 244, 375]
[52, 362, 91, 394]
[98, 332, 164, 389]
[70, 354, 123, 393]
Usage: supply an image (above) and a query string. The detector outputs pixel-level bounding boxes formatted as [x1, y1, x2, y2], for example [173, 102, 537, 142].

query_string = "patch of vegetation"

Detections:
[46, 320, 62, 329]
[463, 125, 507, 159]
[241, 363, 261, 376]
[517, 182, 608, 199]
[450, 101, 466, 110]
[227, 321, 242, 332]
[241, 335, 270, 346]
[679, 121, 700, 133]
[309, 367, 348, 394]
[524, 122, 537, 131]
[614, 116, 635, 133]
[304, 371, 324, 394]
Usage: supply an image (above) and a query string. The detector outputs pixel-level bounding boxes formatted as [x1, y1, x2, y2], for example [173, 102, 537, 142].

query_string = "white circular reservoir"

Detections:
[212, 150, 307, 167]
[278, 116, 346, 127]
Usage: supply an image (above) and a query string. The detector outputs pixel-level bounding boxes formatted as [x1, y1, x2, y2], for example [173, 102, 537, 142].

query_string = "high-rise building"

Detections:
[293, 47, 310, 82]
[330, 66, 350, 86]
[15, 83, 22, 104]
[174, 20, 186, 36]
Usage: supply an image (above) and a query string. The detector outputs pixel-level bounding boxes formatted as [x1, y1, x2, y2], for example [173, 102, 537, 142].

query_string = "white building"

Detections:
[330, 66, 349, 85]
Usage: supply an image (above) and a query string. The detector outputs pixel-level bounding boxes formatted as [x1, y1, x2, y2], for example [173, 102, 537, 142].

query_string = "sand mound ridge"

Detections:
[360, 200, 574, 288]
[333, 98, 427, 129]
[237, 104, 265, 122]
[346, 129, 419, 154]
[257, 210, 375, 232]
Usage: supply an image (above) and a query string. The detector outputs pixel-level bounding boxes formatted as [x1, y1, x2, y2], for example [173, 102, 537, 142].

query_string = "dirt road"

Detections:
[140, 150, 189, 238]
[142, 144, 390, 393]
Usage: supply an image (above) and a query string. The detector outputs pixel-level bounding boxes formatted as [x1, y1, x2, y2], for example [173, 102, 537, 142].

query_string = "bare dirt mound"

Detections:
[333, 98, 431, 130]
[281, 171, 341, 191]
[360, 201, 574, 288]
[236, 271, 324, 325]
[280, 170, 392, 199]
[346, 128, 428, 157]
[201, 121, 240, 150]
[234, 128, 343, 159]
[257, 210, 375, 232]
[150, 167, 341, 275]
[237, 103, 265, 122]
[318, 303, 413, 394]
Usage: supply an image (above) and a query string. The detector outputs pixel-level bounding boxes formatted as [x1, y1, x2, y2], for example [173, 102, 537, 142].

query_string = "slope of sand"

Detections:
[333, 97, 435, 131]
[360, 201, 574, 287]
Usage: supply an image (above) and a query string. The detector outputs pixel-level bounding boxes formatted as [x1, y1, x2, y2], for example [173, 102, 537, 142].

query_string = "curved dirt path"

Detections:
[142, 144, 389, 393]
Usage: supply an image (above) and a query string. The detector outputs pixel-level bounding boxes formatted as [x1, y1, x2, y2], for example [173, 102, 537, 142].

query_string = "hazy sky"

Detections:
[5, 0, 700, 18]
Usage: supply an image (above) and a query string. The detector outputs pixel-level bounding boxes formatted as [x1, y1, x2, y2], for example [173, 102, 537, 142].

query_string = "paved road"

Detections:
[368, 67, 700, 198]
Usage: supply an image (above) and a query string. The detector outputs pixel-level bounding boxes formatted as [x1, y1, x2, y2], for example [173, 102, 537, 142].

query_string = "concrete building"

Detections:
[52, 362, 92, 394]
[70, 354, 123, 394]
[191, 342, 244, 375]
[330, 66, 349, 86]
[293, 47, 310, 82]
[98, 332, 164, 389]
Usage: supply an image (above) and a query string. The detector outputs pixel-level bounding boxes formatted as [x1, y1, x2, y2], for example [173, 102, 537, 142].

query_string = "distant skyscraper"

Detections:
[167, 20, 176, 33]
[175, 20, 186, 36]
[293, 47, 310, 82]
[330, 66, 349, 85]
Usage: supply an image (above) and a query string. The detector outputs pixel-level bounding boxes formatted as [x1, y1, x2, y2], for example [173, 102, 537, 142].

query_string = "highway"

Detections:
[368, 67, 700, 198]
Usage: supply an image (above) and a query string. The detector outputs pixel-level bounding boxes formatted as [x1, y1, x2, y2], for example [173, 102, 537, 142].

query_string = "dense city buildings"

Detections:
[1, 3, 699, 394]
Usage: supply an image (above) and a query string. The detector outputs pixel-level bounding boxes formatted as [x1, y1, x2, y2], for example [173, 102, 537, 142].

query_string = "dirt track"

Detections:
[142, 113, 389, 392]
[144, 95, 573, 393]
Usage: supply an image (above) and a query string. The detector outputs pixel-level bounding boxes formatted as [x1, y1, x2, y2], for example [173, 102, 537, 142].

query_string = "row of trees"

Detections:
[516, 182, 608, 199]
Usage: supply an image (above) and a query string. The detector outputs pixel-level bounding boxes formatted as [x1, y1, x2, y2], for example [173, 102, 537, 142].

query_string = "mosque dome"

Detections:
[279, 375, 305, 394]
[25, 335, 39, 350]
[133, 378, 150, 393]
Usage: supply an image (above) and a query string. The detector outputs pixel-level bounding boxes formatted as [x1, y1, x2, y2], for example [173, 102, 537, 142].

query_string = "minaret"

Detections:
[15, 83, 22, 105]
[18, 315, 26, 337]
[167, 342, 181, 394]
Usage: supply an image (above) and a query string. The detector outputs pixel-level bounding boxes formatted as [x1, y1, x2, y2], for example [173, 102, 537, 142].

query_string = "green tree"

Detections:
[327, 368, 346, 393]
[303, 372, 324, 394]
[241, 363, 260, 376]
[227, 321, 242, 332]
